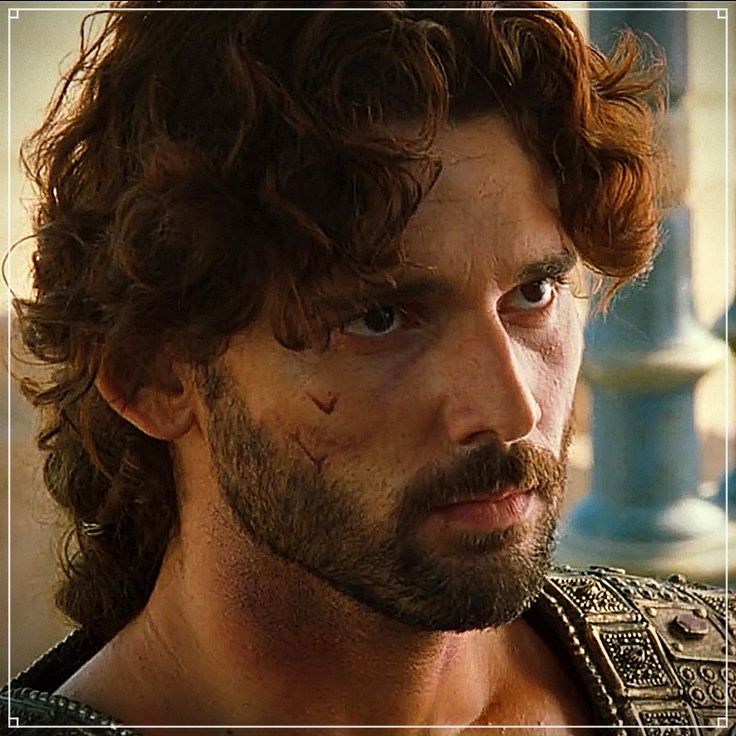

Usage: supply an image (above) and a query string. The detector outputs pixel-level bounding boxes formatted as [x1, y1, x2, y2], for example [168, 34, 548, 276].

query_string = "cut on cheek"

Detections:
[287, 430, 328, 473]
[306, 391, 338, 415]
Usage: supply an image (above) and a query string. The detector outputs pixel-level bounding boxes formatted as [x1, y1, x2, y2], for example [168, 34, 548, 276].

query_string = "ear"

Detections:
[95, 359, 196, 441]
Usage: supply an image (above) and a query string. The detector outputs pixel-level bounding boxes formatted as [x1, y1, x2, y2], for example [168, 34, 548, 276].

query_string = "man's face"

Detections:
[200, 116, 584, 632]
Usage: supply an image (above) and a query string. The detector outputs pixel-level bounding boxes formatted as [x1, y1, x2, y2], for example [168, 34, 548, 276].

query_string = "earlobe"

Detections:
[95, 363, 196, 441]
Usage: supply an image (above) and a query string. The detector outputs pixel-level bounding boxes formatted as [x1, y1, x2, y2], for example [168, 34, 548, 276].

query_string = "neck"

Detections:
[56, 493, 593, 732]
[131, 503, 513, 731]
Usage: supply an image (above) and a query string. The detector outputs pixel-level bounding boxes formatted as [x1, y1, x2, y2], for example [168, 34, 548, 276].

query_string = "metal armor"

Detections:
[535, 566, 734, 733]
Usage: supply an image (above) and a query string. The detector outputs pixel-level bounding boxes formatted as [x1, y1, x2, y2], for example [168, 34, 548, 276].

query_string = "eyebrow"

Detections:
[312, 276, 454, 315]
[312, 251, 579, 314]
[516, 251, 578, 283]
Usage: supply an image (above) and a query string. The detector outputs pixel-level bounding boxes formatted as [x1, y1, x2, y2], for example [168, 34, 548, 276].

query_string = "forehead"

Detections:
[278, 116, 573, 327]
[403, 115, 568, 284]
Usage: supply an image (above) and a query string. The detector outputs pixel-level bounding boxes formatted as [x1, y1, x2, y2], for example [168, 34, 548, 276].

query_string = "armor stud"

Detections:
[670, 612, 710, 639]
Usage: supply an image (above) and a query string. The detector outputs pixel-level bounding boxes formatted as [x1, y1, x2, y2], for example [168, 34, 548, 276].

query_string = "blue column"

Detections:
[556, 3, 732, 581]
[714, 278, 735, 518]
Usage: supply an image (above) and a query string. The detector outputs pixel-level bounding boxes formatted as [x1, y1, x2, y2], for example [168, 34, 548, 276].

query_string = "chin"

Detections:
[316, 531, 555, 633]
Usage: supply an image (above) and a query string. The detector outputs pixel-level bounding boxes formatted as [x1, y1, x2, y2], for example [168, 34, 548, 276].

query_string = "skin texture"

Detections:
[60, 116, 589, 733]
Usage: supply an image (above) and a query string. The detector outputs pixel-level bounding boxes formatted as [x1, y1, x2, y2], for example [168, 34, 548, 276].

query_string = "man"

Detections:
[3, 1, 732, 733]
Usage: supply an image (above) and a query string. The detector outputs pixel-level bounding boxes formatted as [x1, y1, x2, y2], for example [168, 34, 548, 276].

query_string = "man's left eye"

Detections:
[504, 279, 556, 311]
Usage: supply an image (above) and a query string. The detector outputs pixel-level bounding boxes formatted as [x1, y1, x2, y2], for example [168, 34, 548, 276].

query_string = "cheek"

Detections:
[222, 338, 427, 497]
[298, 357, 429, 458]
[295, 396, 400, 471]
[247, 385, 389, 476]
[532, 322, 583, 447]
[537, 337, 580, 393]
[539, 302, 583, 386]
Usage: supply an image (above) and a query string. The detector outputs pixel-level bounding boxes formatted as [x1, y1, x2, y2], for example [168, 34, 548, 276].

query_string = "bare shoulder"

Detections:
[473, 614, 596, 728]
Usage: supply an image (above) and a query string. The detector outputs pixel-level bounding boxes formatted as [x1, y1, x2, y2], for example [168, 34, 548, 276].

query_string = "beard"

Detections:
[202, 363, 572, 633]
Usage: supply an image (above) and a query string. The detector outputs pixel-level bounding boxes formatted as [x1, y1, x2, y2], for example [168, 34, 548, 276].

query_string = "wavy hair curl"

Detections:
[15, 0, 667, 639]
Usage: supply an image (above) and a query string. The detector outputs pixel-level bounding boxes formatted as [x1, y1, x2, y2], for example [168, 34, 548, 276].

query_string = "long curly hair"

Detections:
[15, 0, 667, 640]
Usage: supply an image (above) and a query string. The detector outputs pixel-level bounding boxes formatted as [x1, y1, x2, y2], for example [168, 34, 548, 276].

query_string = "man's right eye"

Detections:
[343, 306, 400, 337]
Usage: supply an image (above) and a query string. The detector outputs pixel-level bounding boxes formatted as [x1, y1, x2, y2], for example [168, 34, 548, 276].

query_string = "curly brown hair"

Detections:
[15, 0, 667, 640]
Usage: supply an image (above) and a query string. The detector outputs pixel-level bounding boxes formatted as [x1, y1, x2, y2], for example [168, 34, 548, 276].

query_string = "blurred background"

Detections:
[1, 1, 734, 678]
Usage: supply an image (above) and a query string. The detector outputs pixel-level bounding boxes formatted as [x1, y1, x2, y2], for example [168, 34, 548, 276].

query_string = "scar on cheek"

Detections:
[288, 431, 327, 473]
[306, 391, 338, 415]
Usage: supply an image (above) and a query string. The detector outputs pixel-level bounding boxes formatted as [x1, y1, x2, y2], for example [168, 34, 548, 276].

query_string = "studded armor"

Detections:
[534, 566, 735, 734]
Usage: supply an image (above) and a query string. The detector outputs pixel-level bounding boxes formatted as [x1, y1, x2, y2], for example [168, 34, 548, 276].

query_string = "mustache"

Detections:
[399, 439, 566, 521]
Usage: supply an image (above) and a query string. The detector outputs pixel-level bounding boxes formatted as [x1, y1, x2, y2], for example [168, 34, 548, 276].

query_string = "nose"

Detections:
[441, 314, 542, 447]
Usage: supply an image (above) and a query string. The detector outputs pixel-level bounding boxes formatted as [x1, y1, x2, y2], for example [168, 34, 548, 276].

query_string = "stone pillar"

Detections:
[714, 276, 735, 518]
[557, 2, 732, 582]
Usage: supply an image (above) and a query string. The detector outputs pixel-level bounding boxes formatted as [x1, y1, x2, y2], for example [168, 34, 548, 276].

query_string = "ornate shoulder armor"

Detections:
[541, 566, 734, 734]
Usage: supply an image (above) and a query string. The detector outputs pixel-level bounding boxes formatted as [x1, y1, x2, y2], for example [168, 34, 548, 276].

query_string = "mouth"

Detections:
[426, 486, 535, 532]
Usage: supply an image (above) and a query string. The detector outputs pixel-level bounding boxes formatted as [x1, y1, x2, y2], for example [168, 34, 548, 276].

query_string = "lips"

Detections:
[426, 486, 533, 531]
[431, 485, 522, 510]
